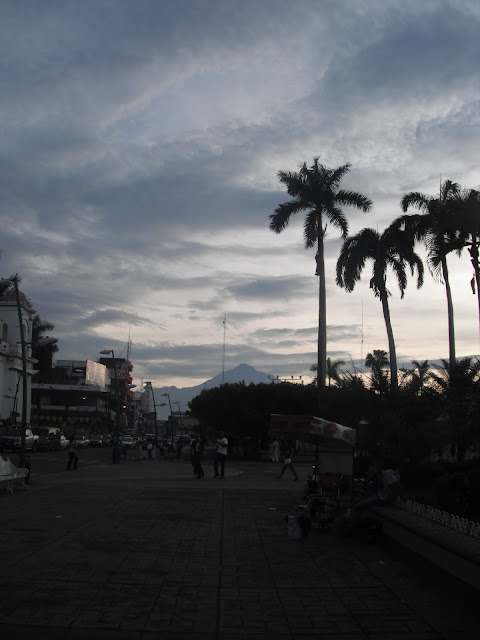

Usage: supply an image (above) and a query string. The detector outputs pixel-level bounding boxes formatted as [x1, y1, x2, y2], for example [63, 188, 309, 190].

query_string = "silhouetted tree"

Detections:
[270, 158, 371, 389]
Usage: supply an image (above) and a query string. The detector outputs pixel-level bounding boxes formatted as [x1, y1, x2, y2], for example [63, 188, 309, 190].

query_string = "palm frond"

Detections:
[269, 200, 307, 232]
[327, 206, 348, 238]
[401, 191, 430, 213]
[336, 189, 373, 212]
[327, 163, 351, 189]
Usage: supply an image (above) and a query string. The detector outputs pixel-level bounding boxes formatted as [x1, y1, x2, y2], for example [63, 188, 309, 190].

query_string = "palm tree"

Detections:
[397, 180, 461, 366]
[401, 359, 431, 395]
[452, 188, 480, 339]
[310, 357, 346, 386]
[336, 224, 424, 392]
[365, 349, 390, 393]
[326, 357, 346, 386]
[430, 357, 480, 462]
[269, 158, 372, 389]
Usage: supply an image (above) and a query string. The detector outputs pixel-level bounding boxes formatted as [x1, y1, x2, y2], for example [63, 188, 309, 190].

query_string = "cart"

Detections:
[270, 414, 356, 527]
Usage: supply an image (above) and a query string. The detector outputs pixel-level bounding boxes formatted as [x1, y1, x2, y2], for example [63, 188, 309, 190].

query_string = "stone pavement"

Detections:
[1, 457, 478, 639]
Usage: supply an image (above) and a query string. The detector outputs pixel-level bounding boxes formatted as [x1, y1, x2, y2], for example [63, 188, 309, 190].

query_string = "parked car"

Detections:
[33, 427, 61, 451]
[89, 434, 104, 448]
[60, 434, 69, 449]
[0, 427, 38, 453]
[101, 434, 112, 447]
[74, 434, 90, 448]
[119, 435, 136, 449]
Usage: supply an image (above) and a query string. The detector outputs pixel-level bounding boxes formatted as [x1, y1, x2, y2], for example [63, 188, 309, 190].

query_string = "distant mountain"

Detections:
[154, 364, 273, 420]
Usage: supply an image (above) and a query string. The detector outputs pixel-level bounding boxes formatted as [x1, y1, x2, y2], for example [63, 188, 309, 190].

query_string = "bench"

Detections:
[0, 455, 29, 495]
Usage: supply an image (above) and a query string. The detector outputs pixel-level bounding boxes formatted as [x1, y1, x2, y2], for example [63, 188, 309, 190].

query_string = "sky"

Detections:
[1, 0, 480, 395]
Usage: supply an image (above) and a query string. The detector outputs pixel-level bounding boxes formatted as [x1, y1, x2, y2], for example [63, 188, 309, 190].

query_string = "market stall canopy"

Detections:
[270, 414, 355, 447]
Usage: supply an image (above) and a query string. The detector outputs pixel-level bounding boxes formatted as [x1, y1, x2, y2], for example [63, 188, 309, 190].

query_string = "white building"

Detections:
[0, 287, 37, 429]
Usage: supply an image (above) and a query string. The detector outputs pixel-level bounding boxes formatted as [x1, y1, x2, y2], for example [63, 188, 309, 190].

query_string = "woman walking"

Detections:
[276, 443, 298, 481]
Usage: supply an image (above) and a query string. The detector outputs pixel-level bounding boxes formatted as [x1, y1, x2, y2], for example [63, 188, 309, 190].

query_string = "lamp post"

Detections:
[144, 381, 158, 443]
[100, 349, 120, 464]
[162, 392, 174, 442]
[173, 401, 184, 435]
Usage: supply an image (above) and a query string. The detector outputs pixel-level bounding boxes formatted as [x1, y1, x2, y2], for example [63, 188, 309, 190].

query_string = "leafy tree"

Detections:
[398, 180, 461, 365]
[336, 224, 424, 391]
[269, 158, 371, 390]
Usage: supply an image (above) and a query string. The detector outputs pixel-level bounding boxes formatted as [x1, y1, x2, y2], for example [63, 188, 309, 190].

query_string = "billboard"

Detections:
[85, 360, 107, 389]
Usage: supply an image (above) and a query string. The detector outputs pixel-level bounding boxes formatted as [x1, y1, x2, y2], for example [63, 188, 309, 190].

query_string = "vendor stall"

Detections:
[270, 414, 356, 506]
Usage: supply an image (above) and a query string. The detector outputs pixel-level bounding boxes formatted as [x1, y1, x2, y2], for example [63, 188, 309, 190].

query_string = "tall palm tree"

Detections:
[336, 224, 424, 392]
[397, 180, 461, 366]
[452, 188, 480, 339]
[269, 158, 372, 389]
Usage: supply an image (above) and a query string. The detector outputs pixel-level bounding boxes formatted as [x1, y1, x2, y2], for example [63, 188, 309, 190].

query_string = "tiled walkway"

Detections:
[1, 459, 478, 639]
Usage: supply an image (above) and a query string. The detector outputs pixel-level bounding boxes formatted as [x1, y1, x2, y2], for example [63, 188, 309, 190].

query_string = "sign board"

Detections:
[269, 414, 355, 446]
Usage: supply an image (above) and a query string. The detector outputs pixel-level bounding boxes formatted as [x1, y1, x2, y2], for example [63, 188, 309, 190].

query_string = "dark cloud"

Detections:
[1, 0, 478, 388]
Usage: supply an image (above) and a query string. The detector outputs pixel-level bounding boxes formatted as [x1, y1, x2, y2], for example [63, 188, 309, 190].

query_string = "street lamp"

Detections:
[100, 349, 120, 464]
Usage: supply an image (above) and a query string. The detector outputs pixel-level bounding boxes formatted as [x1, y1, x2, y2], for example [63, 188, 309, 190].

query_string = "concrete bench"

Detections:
[0, 455, 29, 495]
[370, 503, 480, 599]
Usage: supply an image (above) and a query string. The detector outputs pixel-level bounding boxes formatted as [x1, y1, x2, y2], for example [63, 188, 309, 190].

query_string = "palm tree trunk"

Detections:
[380, 288, 398, 391]
[441, 257, 456, 366]
[317, 233, 327, 390]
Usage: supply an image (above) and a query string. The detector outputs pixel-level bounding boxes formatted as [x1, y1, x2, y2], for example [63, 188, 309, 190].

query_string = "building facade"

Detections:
[0, 288, 37, 430]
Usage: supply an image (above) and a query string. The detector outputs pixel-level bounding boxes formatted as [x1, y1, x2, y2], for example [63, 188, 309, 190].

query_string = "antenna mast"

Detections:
[221, 313, 226, 385]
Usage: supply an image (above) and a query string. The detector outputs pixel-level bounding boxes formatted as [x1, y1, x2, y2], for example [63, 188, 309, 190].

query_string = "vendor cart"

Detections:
[270, 414, 356, 525]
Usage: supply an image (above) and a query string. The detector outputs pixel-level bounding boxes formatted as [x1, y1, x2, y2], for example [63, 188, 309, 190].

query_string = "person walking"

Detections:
[213, 430, 228, 478]
[66, 436, 79, 471]
[190, 432, 204, 478]
[276, 443, 298, 481]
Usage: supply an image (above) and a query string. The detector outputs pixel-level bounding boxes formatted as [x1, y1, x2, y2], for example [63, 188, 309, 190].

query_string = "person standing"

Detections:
[190, 432, 204, 478]
[213, 430, 228, 478]
[67, 436, 79, 471]
[276, 443, 298, 481]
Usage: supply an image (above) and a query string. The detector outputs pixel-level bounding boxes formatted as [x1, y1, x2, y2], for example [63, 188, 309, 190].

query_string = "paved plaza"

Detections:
[1, 457, 478, 639]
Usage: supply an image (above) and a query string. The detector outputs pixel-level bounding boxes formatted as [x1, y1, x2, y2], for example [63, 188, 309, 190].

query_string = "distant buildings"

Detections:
[0, 284, 195, 438]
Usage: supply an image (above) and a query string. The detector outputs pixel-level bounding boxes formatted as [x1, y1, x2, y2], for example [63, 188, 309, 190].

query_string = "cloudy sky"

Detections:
[1, 0, 480, 394]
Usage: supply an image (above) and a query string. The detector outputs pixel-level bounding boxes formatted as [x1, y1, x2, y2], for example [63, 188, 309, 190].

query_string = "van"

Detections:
[33, 427, 61, 451]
